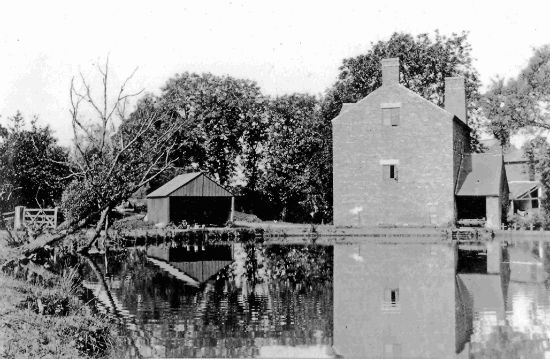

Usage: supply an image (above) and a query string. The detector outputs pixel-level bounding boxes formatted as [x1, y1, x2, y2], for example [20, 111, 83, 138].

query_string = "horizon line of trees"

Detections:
[2, 30, 550, 225]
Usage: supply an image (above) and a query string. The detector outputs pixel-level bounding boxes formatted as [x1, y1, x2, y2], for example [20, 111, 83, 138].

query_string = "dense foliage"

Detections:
[320, 31, 483, 147]
[155, 73, 267, 187]
[482, 45, 550, 145]
[0, 113, 69, 212]
[261, 94, 329, 221]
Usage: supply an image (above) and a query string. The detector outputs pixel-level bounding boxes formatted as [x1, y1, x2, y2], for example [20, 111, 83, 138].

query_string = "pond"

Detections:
[72, 238, 550, 358]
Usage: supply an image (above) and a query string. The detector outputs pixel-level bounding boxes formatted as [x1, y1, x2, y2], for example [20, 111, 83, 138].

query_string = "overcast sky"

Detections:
[1, 0, 549, 145]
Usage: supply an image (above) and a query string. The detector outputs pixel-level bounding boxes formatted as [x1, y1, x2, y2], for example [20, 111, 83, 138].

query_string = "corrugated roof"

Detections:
[509, 181, 540, 199]
[147, 172, 202, 198]
[456, 154, 504, 196]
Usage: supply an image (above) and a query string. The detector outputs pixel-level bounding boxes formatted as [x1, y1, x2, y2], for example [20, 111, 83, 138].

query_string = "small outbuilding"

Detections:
[508, 181, 541, 216]
[455, 154, 509, 229]
[146, 172, 235, 226]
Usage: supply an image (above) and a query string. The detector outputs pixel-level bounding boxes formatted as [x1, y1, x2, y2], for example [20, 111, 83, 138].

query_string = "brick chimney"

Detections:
[381, 58, 400, 85]
[445, 77, 467, 124]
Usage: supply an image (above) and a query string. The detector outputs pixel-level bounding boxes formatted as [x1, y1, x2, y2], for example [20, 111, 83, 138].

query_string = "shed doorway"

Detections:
[456, 196, 486, 220]
[170, 197, 232, 226]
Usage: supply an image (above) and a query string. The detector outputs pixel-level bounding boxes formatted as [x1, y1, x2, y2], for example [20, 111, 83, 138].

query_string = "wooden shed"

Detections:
[146, 172, 235, 226]
[455, 154, 509, 229]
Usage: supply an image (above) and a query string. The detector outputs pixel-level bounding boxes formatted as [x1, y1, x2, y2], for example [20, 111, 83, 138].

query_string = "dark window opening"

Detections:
[384, 288, 399, 305]
[383, 164, 398, 181]
[532, 200, 539, 209]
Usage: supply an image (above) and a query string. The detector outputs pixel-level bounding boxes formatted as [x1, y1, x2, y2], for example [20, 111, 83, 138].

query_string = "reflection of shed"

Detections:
[146, 172, 235, 225]
[146, 245, 234, 283]
[455, 154, 509, 229]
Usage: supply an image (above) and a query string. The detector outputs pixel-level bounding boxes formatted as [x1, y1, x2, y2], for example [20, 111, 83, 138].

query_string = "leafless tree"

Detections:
[4, 59, 185, 261]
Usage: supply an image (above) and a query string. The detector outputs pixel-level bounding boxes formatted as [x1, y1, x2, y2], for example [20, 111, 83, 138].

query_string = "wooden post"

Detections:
[14, 206, 25, 230]
[230, 196, 235, 223]
[53, 207, 58, 229]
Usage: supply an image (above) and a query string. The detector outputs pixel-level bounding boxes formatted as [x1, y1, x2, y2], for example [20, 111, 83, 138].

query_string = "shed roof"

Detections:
[509, 181, 540, 199]
[456, 154, 504, 197]
[147, 172, 233, 198]
[480, 139, 526, 163]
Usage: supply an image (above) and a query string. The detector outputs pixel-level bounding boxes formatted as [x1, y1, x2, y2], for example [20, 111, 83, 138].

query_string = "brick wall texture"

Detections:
[333, 83, 471, 227]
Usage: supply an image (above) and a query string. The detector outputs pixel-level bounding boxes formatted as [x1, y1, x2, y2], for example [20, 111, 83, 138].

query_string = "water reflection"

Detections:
[76, 238, 550, 358]
[333, 243, 471, 358]
[333, 239, 550, 358]
[80, 243, 333, 358]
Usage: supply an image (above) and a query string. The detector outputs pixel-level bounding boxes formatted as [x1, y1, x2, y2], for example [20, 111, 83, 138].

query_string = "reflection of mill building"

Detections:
[333, 243, 473, 358]
[333, 242, 513, 358]
[332, 58, 509, 228]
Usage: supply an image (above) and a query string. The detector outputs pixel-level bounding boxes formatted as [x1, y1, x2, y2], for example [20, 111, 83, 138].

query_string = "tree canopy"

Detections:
[260, 94, 327, 221]
[320, 31, 482, 129]
[0, 112, 69, 212]
[482, 45, 550, 145]
[155, 73, 266, 187]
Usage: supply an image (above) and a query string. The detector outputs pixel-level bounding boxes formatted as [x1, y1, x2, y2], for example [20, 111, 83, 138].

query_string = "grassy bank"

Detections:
[0, 236, 121, 358]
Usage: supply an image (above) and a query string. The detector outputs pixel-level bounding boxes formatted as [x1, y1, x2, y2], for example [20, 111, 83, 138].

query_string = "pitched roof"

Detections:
[509, 181, 540, 199]
[332, 84, 459, 126]
[480, 139, 526, 163]
[146, 172, 202, 198]
[505, 162, 534, 181]
[456, 154, 504, 196]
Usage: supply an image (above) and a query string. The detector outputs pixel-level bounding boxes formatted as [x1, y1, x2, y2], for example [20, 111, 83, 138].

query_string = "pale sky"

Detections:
[1, 0, 549, 145]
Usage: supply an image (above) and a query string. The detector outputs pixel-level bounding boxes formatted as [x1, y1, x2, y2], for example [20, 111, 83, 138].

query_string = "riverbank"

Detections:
[0, 241, 121, 359]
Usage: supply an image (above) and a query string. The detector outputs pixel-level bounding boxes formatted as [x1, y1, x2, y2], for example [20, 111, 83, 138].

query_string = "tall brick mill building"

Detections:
[332, 58, 508, 229]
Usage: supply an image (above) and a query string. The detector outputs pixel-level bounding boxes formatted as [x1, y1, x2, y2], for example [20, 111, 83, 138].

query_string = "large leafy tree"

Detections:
[0, 112, 70, 212]
[156, 73, 267, 187]
[482, 45, 550, 144]
[260, 94, 328, 222]
[321, 31, 482, 129]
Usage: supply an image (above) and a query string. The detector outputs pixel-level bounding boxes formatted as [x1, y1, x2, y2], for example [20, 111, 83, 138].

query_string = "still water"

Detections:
[76, 238, 550, 358]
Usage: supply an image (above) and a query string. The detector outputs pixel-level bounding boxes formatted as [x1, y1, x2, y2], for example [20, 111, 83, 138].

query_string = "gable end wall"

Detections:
[333, 85, 455, 226]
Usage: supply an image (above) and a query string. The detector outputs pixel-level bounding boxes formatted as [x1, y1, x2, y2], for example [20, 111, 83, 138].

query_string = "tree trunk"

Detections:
[79, 206, 111, 253]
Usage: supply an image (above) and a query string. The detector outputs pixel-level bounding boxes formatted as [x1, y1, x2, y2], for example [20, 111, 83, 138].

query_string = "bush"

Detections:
[61, 318, 112, 358]
[18, 294, 71, 316]
[507, 212, 548, 230]
[233, 211, 262, 223]
[60, 180, 99, 225]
